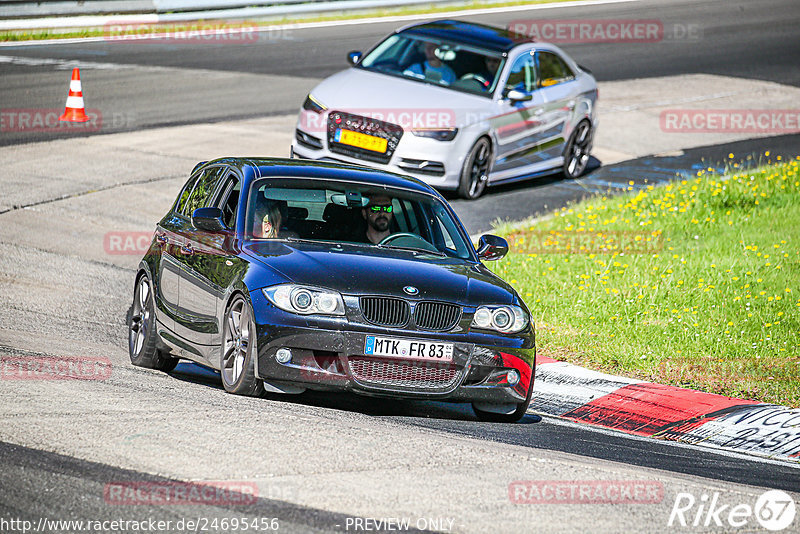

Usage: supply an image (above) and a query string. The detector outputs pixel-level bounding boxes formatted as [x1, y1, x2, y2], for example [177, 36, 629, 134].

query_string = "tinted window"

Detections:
[182, 166, 225, 217]
[216, 175, 241, 229]
[436, 217, 456, 251]
[505, 52, 536, 94]
[246, 178, 473, 259]
[393, 198, 422, 234]
[537, 51, 574, 87]
[175, 173, 201, 215]
[359, 33, 504, 97]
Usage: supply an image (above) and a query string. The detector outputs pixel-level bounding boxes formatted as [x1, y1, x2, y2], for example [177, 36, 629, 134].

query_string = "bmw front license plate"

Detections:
[364, 336, 453, 362]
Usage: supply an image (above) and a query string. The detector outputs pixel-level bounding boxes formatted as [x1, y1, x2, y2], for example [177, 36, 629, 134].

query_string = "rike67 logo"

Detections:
[669, 490, 796, 531]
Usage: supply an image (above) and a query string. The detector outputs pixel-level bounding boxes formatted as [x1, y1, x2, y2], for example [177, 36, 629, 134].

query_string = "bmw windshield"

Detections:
[246, 178, 475, 260]
[358, 33, 505, 97]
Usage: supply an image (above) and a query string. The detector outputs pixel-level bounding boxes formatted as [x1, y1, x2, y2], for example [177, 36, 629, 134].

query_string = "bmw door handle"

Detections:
[181, 244, 194, 255]
[534, 109, 545, 115]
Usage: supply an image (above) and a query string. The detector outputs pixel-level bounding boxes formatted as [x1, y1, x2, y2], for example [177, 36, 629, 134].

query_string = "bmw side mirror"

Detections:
[506, 89, 533, 102]
[476, 234, 509, 261]
[347, 51, 362, 66]
[192, 207, 226, 233]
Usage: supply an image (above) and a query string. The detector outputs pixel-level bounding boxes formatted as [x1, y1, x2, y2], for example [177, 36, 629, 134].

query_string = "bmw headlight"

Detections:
[411, 128, 458, 141]
[302, 93, 327, 114]
[471, 305, 529, 334]
[263, 284, 345, 316]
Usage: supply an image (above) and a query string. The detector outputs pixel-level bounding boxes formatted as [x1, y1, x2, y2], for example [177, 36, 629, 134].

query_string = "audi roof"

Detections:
[399, 19, 534, 54]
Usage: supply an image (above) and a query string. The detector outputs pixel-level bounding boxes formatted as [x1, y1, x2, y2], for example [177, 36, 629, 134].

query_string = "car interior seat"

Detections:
[322, 203, 367, 242]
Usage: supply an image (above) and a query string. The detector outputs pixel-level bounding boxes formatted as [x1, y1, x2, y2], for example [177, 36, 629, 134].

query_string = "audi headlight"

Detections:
[411, 128, 458, 141]
[302, 93, 327, 114]
[263, 284, 345, 316]
[471, 305, 528, 334]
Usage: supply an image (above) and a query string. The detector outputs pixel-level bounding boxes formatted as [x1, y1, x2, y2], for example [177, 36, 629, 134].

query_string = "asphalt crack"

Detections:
[0, 173, 183, 215]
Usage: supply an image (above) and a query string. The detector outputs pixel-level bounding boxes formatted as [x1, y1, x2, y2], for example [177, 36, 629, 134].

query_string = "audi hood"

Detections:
[304, 68, 492, 129]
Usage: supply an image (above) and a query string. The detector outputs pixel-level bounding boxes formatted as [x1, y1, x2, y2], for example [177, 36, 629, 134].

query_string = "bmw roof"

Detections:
[399, 19, 533, 53]
[238, 158, 440, 196]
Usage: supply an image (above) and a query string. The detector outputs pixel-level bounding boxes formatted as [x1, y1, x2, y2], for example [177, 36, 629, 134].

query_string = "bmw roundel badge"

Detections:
[403, 286, 419, 295]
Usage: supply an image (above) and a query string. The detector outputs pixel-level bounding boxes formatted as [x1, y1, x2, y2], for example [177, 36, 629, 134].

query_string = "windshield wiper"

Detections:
[364, 64, 397, 75]
[283, 237, 322, 245]
[285, 237, 377, 249]
[377, 244, 446, 257]
[283, 238, 446, 256]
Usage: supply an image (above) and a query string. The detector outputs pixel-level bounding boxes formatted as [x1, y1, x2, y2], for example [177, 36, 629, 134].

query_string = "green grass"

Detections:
[490, 155, 800, 407]
[0, 0, 572, 42]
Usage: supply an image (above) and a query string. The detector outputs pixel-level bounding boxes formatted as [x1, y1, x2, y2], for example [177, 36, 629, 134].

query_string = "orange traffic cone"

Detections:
[59, 68, 90, 123]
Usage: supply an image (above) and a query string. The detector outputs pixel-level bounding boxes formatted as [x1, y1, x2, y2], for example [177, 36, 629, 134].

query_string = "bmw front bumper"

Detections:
[250, 291, 535, 405]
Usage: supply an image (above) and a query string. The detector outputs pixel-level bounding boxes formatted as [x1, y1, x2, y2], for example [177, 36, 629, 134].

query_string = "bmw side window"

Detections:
[394, 199, 419, 234]
[182, 167, 224, 218]
[430, 204, 460, 255]
[537, 51, 575, 87]
[216, 175, 241, 230]
[436, 218, 456, 251]
[504, 53, 536, 94]
[175, 173, 201, 215]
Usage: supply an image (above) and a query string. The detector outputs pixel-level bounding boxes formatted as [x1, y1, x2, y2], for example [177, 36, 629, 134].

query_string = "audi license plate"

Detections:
[335, 128, 388, 153]
[364, 335, 453, 362]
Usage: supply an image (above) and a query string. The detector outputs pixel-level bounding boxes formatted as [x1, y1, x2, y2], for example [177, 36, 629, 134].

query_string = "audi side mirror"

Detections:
[347, 51, 362, 66]
[506, 89, 533, 102]
[476, 234, 509, 261]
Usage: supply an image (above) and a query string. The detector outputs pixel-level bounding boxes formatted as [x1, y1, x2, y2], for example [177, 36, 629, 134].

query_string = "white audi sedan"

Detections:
[291, 19, 598, 199]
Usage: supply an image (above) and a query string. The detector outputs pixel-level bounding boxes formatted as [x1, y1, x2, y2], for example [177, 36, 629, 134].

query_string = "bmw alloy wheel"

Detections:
[128, 274, 178, 372]
[129, 276, 151, 358]
[221, 296, 263, 396]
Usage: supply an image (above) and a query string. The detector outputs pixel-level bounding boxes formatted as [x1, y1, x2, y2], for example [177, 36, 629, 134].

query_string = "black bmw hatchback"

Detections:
[129, 158, 535, 422]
